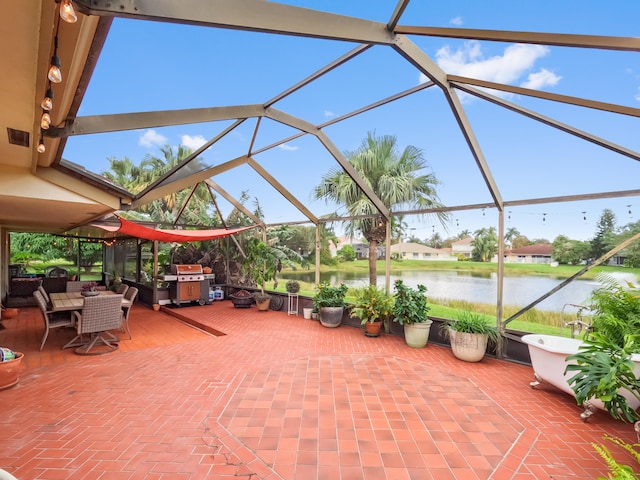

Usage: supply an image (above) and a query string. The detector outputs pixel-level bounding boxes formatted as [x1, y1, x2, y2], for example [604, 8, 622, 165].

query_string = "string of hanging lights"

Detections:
[37, 0, 77, 154]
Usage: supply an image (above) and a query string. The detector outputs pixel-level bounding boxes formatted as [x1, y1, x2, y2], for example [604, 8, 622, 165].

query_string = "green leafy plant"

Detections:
[286, 279, 300, 293]
[392, 279, 430, 325]
[349, 285, 393, 325]
[441, 311, 501, 345]
[313, 282, 348, 310]
[589, 273, 640, 350]
[592, 434, 640, 479]
[566, 332, 640, 423]
[243, 238, 276, 296]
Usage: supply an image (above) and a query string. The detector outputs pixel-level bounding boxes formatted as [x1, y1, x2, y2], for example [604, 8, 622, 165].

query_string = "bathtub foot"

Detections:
[529, 373, 542, 389]
[580, 401, 597, 421]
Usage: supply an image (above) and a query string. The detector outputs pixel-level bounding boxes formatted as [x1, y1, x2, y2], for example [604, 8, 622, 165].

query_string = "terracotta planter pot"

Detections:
[364, 321, 382, 337]
[0, 352, 23, 390]
[1, 308, 19, 320]
[256, 297, 271, 311]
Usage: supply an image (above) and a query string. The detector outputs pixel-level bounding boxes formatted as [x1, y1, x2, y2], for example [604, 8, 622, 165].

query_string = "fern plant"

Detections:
[592, 434, 640, 480]
[589, 273, 640, 350]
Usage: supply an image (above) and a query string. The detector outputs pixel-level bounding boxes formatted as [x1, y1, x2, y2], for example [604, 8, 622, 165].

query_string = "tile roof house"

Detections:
[451, 237, 474, 259]
[390, 242, 455, 261]
[504, 244, 554, 264]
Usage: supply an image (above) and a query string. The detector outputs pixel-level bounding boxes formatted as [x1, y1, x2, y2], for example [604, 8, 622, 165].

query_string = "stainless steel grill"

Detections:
[162, 264, 209, 306]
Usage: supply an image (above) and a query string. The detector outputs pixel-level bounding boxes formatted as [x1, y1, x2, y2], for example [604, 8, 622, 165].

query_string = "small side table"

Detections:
[288, 293, 299, 316]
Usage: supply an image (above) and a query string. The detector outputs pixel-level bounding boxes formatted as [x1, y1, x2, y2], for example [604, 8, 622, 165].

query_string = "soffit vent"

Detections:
[7, 128, 30, 147]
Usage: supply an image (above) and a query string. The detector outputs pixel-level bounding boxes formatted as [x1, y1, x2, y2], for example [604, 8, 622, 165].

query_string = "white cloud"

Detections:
[635, 86, 640, 102]
[139, 129, 167, 148]
[450, 16, 463, 26]
[436, 41, 550, 85]
[324, 110, 336, 118]
[520, 68, 562, 89]
[278, 143, 298, 151]
[181, 134, 207, 150]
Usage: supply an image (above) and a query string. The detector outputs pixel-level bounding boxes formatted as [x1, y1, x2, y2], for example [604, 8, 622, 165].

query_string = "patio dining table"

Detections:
[49, 291, 132, 312]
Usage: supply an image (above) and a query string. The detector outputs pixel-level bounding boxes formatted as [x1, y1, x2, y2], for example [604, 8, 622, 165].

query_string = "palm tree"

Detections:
[471, 227, 498, 262]
[314, 132, 446, 285]
[504, 227, 520, 248]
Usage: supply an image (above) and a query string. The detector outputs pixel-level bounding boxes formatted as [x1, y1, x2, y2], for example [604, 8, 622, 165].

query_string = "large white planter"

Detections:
[403, 320, 433, 348]
[449, 329, 488, 362]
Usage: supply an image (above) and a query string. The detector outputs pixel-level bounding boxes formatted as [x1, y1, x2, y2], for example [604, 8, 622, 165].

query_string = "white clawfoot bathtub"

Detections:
[521, 334, 640, 421]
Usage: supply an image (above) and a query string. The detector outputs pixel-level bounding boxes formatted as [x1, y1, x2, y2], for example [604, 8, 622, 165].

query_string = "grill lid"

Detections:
[171, 264, 204, 275]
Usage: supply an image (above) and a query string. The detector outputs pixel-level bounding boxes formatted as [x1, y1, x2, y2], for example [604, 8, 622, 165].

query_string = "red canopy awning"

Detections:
[93, 216, 256, 242]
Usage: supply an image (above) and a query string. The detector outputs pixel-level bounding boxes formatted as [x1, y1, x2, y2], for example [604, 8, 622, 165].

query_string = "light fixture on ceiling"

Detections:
[40, 111, 51, 130]
[37, 135, 46, 154]
[47, 15, 62, 83]
[41, 86, 54, 111]
[59, 0, 78, 23]
[48, 45, 62, 83]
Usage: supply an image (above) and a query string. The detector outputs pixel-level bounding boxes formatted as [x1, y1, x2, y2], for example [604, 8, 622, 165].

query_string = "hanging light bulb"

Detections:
[37, 136, 46, 153]
[41, 87, 54, 111]
[59, 0, 78, 23]
[41, 111, 51, 130]
[48, 55, 62, 83]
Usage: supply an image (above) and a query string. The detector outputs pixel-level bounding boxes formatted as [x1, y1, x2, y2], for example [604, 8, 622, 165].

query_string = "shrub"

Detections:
[392, 280, 430, 325]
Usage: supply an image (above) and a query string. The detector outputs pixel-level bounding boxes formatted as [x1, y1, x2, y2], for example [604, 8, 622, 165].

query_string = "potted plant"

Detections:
[286, 280, 300, 294]
[0, 347, 23, 390]
[392, 279, 432, 348]
[441, 311, 500, 362]
[349, 285, 393, 337]
[313, 282, 348, 328]
[565, 273, 640, 422]
[81, 281, 99, 297]
[243, 239, 277, 311]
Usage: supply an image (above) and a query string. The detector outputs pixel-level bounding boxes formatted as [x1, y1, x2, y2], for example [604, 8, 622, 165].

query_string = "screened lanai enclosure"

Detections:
[1, 1, 639, 357]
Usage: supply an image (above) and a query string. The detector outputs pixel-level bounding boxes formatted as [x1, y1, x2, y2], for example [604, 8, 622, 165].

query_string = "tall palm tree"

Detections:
[133, 145, 216, 225]
[471, 227, 498, 262]
[314, 132, 446, 285]
[504, 227, 520, 248]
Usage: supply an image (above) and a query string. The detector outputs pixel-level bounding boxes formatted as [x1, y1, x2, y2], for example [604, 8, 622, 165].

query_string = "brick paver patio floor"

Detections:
[1, 300, 638, 479]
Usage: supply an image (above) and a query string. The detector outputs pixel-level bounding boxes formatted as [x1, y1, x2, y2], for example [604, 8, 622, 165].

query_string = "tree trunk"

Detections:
[369, 240, 378, 286]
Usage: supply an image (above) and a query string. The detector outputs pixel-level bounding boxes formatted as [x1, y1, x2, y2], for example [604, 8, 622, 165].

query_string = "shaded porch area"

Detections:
[0, 300, 637, 479]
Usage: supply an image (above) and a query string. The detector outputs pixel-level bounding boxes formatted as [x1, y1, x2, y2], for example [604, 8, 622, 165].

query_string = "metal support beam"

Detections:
[74, 0, 395, 44]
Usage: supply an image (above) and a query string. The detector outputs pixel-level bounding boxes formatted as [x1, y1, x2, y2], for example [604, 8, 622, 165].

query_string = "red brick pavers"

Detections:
[1, 301, 638, 479]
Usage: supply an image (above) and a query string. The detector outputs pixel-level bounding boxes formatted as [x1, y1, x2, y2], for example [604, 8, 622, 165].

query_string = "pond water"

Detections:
[288, 270, 638, 312]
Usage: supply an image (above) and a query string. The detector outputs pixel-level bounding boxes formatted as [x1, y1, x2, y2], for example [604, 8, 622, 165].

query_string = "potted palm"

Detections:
[392, 279, 432, 348]
[349, 285, 393, 337]
[441, 311, 500, 362]
[313, 282, 348, 328]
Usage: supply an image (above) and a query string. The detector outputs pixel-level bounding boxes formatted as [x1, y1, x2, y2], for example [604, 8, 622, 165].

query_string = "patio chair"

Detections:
[37, 285, 51, 308]
[63, 294, 124, 355]
[115, 283, 129, 295]
[120, 286, 138, 340]
[33, 290, 74, 351]
[46, 266, 68, 278]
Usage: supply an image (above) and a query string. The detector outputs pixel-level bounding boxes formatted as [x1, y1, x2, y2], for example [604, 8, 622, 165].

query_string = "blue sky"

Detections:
[62, 1, 640, 242]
